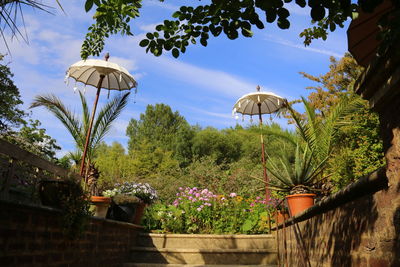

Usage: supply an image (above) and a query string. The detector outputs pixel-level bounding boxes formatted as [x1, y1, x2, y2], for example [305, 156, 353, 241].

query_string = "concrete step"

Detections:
[136, 233, 276, 250]
[130, 247, 278, 265]
[124, 264, 278, 267]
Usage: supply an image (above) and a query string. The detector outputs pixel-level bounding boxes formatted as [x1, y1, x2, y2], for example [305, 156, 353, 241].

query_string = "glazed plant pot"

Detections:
[285, 193, 316, 216]
[132, 202, 147, 224]
[107, 202, 137, 223]
[90, 196, 111, 218]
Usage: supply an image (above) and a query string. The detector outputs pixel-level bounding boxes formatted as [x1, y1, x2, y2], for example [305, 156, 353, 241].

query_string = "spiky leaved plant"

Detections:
[30, 91, 129, 195]
[267, 96, 363, 195]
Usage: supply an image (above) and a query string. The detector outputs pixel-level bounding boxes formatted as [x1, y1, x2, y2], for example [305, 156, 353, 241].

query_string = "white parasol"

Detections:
[66, 53, 137, 180]
[233, 86, 286, 201]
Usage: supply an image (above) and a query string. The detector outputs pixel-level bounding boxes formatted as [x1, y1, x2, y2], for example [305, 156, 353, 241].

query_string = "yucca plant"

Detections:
[266, 96, 363, 195]
[267, 142, 329, 195]
[30, 91, 129, 195]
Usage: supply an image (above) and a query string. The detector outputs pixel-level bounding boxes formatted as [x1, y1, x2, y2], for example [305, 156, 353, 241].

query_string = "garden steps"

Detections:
[125, 233, 278, 266]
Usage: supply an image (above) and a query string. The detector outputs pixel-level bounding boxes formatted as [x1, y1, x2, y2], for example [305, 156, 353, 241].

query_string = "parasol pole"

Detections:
[256, 86, 270, 202]
[80, 53, 109, 182]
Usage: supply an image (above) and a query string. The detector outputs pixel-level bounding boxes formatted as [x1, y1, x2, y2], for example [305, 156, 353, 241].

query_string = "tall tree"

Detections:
[0, 60, 26, 132]
[126, 103, 194, 165]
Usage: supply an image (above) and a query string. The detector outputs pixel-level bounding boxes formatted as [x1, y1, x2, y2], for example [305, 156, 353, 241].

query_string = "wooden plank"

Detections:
[0, 159, 15, 199]
[0, 139, 80, 180]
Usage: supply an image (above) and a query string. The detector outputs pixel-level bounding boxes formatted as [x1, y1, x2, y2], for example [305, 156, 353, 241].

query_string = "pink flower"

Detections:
[250, 203, 255, 207]
[230, 193, 237, 197]
[179, 187, 183, 191]
[195, 193, 201, 198]
[201, 189, 209, 194]
[197, 207, 202, 211]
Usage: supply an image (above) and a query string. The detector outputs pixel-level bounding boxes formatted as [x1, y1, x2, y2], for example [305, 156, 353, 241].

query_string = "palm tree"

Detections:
[30, 91, 129, 194]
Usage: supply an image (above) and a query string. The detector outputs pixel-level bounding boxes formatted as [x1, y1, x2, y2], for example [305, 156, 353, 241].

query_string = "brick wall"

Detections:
[0, 200, 143, 266]
[276, 176, 400, 267]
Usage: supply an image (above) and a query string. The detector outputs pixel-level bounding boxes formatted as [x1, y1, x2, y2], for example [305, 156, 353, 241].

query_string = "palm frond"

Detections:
[30, 94, 84, 149]
[90, 92, 130, 156]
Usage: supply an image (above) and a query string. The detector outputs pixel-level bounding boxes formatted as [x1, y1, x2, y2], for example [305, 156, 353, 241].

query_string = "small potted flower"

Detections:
[103, 182, 158, 224]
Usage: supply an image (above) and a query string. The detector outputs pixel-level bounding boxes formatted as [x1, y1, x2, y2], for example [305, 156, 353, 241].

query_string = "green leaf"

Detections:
[266, 9, 277, 23]
[311, 6, 326, 21]
[277, 18, 290, 29]
[242, 28, 253, 37]
[146, 33, 154, 39]
[139, 39, 149, 47]
[172, 48, 179, 58]
[85, 0, 94, 12]
[242, 219, 256, 232]
[277, 8, 290, 18]
[295, 0, 306, 7]
[172, 11, 181, 18]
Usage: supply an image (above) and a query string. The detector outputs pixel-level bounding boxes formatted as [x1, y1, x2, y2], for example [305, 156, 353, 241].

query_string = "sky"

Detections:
[3, 0, 349, 157]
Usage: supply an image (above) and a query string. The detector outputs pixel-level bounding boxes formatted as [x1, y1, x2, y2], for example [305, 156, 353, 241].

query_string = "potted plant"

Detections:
[103, 182, 158, 224]
[84, 163, 112, 218]
[267, 142, 329, 216]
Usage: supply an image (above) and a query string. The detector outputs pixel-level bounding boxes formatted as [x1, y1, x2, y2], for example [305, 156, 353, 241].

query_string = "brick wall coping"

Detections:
[0, 198, 144, 230]
[272, 167, 387, 230]
[354, 39, 400, 110]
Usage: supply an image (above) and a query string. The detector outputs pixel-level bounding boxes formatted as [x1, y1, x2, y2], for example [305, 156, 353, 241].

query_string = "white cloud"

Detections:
[109, 56, 138, 72]
[139, 23, 159, 32]
[264, 34, 343, 58]
[286, 3, 310, 17]
[144, 0, 179, 11]
[146, 55, 258, 98]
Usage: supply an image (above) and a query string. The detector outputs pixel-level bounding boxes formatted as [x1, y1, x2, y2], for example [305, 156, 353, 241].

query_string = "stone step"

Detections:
[136, 233, 276, 249]
[130, 247, 278, 265]
[124, 264, 277, 267]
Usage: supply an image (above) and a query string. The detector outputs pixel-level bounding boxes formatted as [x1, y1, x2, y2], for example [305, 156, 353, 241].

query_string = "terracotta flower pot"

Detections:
[285, 193, 315, 216]
[132, 202, 147, 224]
[90, 196, 111, 218]
[275, 210, 290, 224]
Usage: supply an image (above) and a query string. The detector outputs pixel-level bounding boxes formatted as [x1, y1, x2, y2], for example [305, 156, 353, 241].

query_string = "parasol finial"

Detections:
[256, 85, 261, 92]
[105, 52, 110, 61]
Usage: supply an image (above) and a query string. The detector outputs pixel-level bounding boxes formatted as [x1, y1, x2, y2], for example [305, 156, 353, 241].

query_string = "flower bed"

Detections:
[143, 187, 278, 234]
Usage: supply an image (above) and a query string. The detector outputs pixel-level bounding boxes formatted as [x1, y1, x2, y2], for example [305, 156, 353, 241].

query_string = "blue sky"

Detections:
[4, 0, 349, 156]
